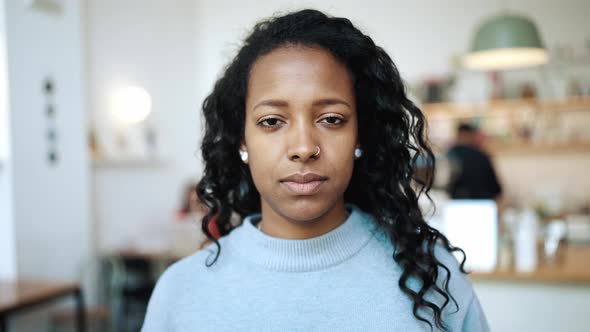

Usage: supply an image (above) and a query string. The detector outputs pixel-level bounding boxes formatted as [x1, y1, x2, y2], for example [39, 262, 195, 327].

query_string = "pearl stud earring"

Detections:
[354, 147, 363, 159]
[239, 150, 248, 163]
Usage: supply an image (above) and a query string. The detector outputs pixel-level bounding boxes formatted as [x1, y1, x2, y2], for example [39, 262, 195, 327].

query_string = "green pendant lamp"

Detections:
[464, 14, 548, 70]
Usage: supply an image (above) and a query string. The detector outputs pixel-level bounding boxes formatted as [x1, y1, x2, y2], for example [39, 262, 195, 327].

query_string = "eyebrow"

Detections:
[252, 98, 352, 112]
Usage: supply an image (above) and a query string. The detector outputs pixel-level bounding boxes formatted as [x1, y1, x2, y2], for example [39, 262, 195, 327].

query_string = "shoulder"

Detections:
[142, 238, 231, 330]
[366, 219, 473, 292]
[431, 244, 491, 330]
[367, 222, 482, 325]
[433, 243, 473, 296]
[447, 144, 467, 156]
[158, 237, 232, 287]
[363, 218, 488, 330]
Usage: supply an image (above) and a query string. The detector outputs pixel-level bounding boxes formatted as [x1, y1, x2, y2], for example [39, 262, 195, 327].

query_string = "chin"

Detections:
[275, 197, 338, 224]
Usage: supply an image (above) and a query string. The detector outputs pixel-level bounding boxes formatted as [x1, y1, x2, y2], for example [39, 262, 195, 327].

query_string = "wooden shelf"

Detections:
[92, 158, 166, 169]
[422, 97, 590, 120]
[486, 142, 590, 156]
[470, 245, 590, 285]
[424, 97, 590, 156]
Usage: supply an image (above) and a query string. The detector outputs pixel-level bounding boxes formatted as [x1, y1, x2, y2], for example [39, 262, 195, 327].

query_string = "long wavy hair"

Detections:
[197, 9, 466, 331]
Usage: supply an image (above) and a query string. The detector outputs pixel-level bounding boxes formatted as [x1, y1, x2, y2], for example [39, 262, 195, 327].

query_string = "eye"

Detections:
[320, 116, 345, 125]
[258, 117, 284, 128]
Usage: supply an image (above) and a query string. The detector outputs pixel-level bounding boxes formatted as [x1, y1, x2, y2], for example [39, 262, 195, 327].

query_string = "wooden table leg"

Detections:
[74, 288, 86, 332]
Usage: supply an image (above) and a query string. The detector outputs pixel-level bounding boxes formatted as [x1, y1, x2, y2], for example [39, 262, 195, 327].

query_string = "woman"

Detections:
[143, 9, 489, 331]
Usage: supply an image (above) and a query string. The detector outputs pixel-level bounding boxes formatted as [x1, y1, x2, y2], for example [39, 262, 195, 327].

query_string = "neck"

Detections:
[258, 200, 348, 239]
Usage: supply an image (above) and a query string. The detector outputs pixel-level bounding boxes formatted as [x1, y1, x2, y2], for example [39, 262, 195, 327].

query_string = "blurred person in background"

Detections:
[143, 9, 489, 332]
[176, 182, 209, 221]
[171, 182, 219, 255]
[446, 123, 502, 202]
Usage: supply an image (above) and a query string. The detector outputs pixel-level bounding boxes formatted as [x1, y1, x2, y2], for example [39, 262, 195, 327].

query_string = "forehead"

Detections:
[246, 46, 354, 102]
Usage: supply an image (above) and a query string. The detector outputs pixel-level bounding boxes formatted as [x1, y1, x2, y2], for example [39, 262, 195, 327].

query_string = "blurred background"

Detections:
[1, 0, 589, 331]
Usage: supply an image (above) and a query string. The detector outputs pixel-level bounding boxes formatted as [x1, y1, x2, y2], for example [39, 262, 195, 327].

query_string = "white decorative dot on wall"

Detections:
[110, 85, 152, 127]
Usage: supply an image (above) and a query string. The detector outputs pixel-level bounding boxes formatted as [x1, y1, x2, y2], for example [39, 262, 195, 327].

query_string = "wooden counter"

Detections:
[470, 245, 590, 284]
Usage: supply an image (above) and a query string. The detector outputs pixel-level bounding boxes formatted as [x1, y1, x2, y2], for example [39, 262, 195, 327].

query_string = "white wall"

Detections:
[86, 0, 199, 251]
[0, 0, 16, 280]
[4, 0, 90, 280]
[0, 0, 7, 161]
[2, 0, 91, 330]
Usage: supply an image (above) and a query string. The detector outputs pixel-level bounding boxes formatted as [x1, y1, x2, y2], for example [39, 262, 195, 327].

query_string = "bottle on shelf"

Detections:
[514, 208, 539, 272]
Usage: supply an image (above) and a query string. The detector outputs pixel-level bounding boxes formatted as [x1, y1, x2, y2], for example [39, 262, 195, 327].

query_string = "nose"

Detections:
[286, 121, 319, 162]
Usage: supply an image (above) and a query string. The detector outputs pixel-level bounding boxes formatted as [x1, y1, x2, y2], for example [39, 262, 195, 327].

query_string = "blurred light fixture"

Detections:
[111, 85, 152, 126]
[464, 14, 548, 70]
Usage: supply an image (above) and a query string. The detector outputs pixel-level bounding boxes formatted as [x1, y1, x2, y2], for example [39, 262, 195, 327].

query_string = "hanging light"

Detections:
[110, 85, 152, 126]
[464, 14, 548, 70]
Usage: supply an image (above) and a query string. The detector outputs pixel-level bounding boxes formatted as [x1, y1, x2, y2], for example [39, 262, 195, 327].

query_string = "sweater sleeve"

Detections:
[461, 293, 491, 332]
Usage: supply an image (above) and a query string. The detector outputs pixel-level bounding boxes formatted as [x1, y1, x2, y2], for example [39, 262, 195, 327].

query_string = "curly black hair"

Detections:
[197, 9, 466, 331]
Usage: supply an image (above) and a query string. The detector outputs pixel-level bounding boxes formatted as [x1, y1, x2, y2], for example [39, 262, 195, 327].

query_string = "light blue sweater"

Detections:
[142, 206, 490, 331]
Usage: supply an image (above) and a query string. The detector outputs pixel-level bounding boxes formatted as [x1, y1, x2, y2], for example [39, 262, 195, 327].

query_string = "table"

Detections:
[0, 279, 85, 332]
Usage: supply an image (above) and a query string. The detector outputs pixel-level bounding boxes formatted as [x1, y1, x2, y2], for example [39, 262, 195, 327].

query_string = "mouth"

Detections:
[279, 173, 328, 195]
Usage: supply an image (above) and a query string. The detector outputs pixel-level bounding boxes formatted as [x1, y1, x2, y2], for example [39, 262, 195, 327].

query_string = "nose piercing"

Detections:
[312, 146, 320, 158]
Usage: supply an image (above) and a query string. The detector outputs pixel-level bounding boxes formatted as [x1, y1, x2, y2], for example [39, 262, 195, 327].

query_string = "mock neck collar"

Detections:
[227, 205, 378, 272]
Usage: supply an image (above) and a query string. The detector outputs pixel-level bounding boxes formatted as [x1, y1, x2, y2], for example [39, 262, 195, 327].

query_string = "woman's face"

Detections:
[242, 46, 357, 225]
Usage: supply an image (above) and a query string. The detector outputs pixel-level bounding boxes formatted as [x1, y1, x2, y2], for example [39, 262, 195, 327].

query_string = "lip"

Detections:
[279, 172, 328, 183]
[279, 172, 328, 195]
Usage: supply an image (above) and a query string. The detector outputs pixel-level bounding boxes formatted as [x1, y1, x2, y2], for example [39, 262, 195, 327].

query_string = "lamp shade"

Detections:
[111, 85, 152, 126]
[464, 14, 548, 70]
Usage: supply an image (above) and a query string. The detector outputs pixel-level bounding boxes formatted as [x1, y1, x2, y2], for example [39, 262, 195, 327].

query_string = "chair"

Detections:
[48, 256, 114, 332]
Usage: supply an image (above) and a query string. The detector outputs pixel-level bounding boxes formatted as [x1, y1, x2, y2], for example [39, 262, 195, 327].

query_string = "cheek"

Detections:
[244, 135, 281, 191]
[325, 132, 357, 187]
[334, 152, 355, 187]
[245, 156, 270, 199]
